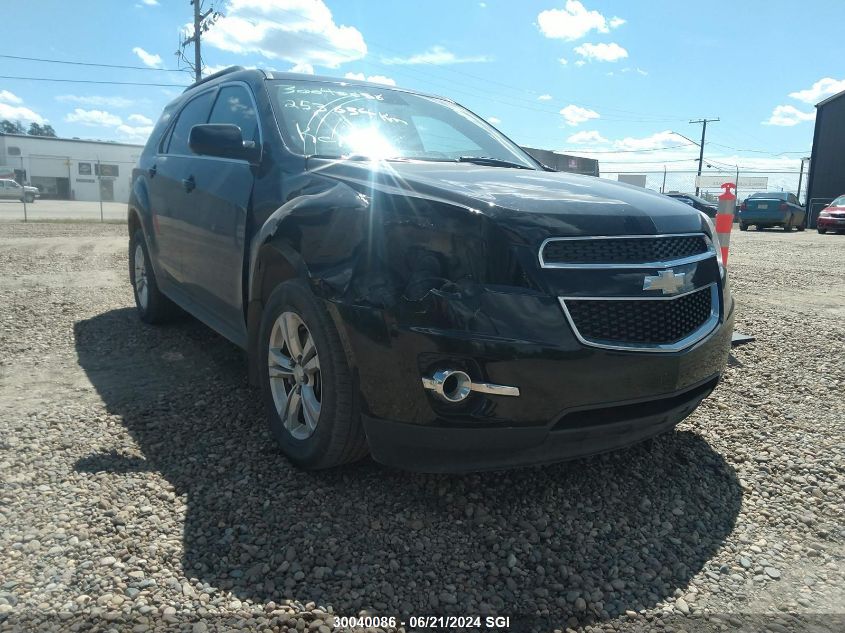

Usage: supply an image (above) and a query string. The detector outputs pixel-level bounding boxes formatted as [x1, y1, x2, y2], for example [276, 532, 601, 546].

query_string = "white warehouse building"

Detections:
[0, 133, 144, 203]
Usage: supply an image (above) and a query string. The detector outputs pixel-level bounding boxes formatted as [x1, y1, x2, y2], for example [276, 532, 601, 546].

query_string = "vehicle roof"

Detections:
[180, 66, 446, 103]
[748, 191, 789, 198]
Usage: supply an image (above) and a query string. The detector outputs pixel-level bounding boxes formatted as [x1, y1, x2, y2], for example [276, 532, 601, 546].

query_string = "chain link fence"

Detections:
[600, 170, 806, 205]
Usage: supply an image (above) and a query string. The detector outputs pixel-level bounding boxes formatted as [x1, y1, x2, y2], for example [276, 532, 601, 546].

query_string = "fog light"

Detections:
[422, 369, 520, 402]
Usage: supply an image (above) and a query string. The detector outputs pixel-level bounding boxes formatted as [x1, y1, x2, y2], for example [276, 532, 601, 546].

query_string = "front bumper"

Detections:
[817, 216, 845, 230]
[363, 373, 719, 472]
[332, 284, 734, 472]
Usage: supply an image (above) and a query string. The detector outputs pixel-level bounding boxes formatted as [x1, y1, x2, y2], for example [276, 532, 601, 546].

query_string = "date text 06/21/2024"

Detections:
[332, 615, 512, 629]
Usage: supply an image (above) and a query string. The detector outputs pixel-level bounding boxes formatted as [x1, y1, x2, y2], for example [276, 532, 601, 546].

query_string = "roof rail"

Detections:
[183, 66, 246, 92]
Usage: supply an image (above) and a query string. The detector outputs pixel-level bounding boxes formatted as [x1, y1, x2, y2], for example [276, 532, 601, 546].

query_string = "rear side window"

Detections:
[166, 91, 215, 155]
[209, 85, 260, 145]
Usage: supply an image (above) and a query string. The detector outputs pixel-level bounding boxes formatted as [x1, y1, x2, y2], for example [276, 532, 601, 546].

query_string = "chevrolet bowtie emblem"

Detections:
[643, 269, 687, 295]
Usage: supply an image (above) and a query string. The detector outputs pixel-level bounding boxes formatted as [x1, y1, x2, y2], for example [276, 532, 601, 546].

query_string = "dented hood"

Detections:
[307, 158, 705, 242]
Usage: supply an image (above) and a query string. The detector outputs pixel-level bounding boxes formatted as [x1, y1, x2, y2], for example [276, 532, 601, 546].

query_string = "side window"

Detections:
[165, 91, 215, 155]
[208, 85, 260, 145]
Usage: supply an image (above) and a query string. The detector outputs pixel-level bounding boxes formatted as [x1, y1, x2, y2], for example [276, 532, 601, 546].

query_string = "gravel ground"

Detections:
[0, 222, 843, 633]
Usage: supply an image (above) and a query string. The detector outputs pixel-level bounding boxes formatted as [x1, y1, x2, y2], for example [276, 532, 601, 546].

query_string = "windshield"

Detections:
[831, 195, 845, 207]
[267, 79, 538, 168]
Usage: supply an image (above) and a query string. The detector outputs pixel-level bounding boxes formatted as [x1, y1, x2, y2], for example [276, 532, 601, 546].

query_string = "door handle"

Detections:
[148, 164, 157, 179]
[182, 175, 196, 193]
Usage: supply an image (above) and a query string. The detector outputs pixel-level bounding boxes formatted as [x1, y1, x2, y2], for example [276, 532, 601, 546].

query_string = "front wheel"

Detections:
[24, 194, 35, 203]
[258, 280, 368, 469]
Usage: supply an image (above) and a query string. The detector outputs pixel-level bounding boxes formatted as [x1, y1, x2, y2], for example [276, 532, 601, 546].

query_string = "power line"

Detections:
[559, 143, 696, 154]
[0, 53, 188, 73]
[0, 75, 188, 87]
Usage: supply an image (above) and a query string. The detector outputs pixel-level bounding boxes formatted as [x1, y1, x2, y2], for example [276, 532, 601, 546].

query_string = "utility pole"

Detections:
[177, 1, 221, 83]
[797, 157, 810, 204]
[690, 118, 719, 196]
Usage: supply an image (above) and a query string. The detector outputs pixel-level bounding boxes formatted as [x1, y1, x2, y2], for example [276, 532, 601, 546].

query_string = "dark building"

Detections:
[522, 147, 600, 176]
[805, 88, 845, 227]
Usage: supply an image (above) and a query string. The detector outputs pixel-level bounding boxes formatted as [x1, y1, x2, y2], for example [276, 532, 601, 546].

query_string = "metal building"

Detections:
[0, 133, 143, 203]
[522, 147, 600, 176]
[805, 89, 845, 226]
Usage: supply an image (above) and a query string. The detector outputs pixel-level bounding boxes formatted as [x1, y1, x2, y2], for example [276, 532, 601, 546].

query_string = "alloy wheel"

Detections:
[134, 243, 149, 310]
[268, 311, 322, 440]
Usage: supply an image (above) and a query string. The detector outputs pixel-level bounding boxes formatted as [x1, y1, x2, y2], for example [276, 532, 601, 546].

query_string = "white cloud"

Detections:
[56, 94, 135, 108]
[0, 90, 23, 105]
[132, 46, 162, 68]
[116, 124, 154, 142]
[479, 1, 487, 6]
[139, 0, 159, 5]
[486, 116, 501, 124]
[538, 94, 553, 101]
[614, 130, 679, 151]
[0, 103, 45, 124]
[788, 77, 845, 105]
[382, 45, 491, 65]
[537, 1, 624, 41]
[290, 62, 315, 74]
[202, 64, 232, 77]
[343, 72, 396, 86]
[559, 104, 599, 126]
[127, 114, 153, 125]
[558, 57, 568, 65]
[763, 105, 816, 127]
[203, 0, 367, 69]
[574, 60, 586, 67]
[574, 42, 628, 62]
[65, 108, 123, 127]
[567, 130, 607, 144]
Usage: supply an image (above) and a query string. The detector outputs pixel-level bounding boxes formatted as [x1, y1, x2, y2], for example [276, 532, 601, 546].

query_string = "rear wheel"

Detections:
[796, 219, 806, 232]
[739, 222, 748, 231]
[783, 218, 793, 231]
[259, 280, 368, 469]
[129, 229, 178, 323]
[818, 228, 827, 234]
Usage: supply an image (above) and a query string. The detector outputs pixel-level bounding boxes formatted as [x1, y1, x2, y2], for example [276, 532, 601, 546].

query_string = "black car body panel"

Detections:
[129, 68, 734, 471]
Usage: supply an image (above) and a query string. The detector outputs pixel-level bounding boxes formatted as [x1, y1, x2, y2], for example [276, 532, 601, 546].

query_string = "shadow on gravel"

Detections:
[74, 308, 742, 624]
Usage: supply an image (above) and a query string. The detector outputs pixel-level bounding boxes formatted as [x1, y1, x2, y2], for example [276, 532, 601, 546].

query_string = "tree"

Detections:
[1, 119, 26, 134]
[27, 122, 57, 137]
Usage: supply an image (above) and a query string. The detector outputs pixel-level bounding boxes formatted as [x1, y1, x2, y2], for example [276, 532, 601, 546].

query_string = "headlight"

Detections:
[699, 211, 725, 278]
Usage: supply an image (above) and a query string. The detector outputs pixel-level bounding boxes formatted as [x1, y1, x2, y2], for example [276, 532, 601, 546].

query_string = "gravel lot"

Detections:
[0, 222, 843, 632]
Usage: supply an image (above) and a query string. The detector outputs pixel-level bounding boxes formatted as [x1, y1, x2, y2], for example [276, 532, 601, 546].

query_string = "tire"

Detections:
[739, 223, 748, 231]
[783, 218, 793, 231]
[24, 194, 35, 203]
[129, 229, 178, 323]
[818, 228, 827, 234]
[797, 219, 806, 232]
[258, 279, 368, 469]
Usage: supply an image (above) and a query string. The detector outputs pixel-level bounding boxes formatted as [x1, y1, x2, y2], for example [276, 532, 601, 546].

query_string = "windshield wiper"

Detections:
[457, 156, 533, 169]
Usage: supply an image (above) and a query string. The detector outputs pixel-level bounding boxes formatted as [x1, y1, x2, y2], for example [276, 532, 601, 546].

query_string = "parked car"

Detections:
[738, 192, 806, 231]
[128, 67, 734, 472]
[0, 178, 38, 203]
[665, 192, 718, 218]
[816, 195, 845, 234]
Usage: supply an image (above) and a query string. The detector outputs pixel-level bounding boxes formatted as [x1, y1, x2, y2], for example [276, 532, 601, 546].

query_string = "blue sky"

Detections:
[0, 0, 840, 173]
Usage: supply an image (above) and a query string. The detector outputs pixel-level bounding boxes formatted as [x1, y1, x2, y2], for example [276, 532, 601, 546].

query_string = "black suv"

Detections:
[128, 67, 734, 472]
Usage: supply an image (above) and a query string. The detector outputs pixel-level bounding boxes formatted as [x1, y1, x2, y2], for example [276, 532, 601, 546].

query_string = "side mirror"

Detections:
[189, 124, 257, 162]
